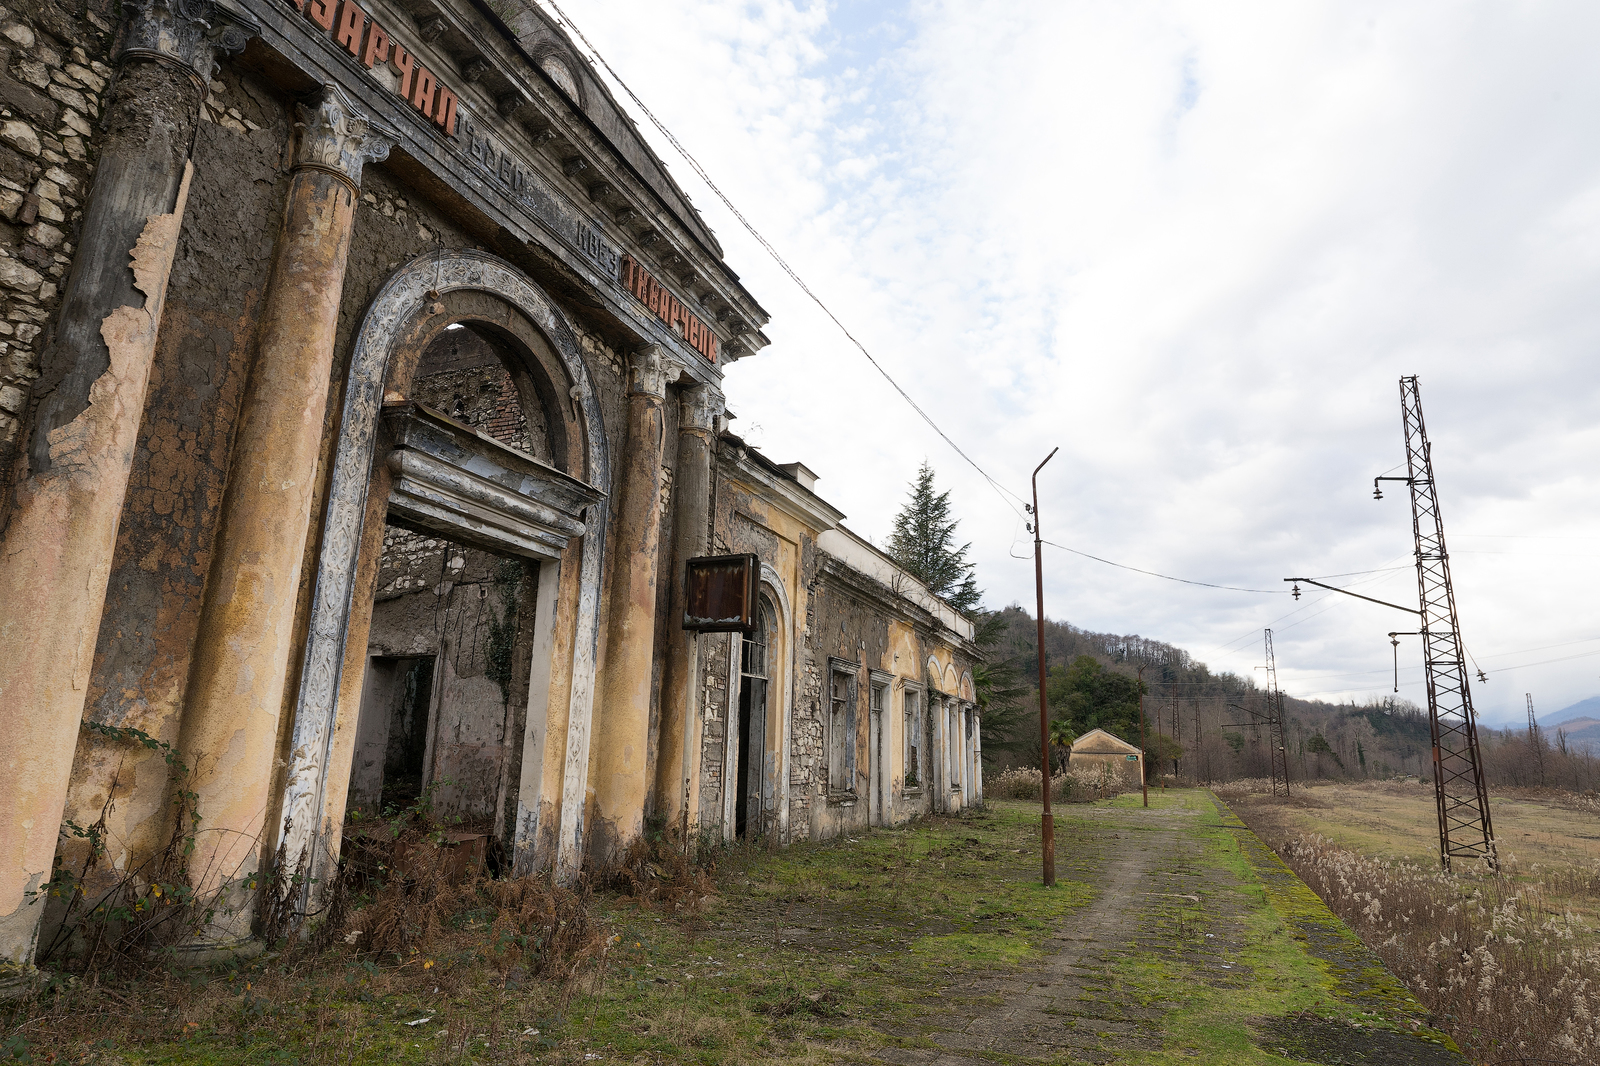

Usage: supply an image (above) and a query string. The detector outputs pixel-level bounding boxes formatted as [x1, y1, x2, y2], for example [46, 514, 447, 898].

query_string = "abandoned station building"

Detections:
[0, 0, 983, 971]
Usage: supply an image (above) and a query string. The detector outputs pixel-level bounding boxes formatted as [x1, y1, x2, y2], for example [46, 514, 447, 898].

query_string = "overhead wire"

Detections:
[533, 0, 1033, 519]
[1039, 540, 1285, 594]
[537, 2, 1594, 703]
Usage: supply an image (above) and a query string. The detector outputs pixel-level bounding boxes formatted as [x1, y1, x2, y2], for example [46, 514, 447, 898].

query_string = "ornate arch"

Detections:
[278, 250, 611, 887]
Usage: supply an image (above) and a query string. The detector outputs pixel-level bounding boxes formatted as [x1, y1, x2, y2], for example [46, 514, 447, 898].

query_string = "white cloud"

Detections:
[559, 0, 1600, 725]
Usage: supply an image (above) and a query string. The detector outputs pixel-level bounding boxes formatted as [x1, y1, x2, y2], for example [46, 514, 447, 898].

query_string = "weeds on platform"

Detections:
[1272, 832, 1599, 1064]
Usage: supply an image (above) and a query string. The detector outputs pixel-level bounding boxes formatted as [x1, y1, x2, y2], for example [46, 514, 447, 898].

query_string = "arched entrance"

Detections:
[720, 566, 794, 843]
[277, 251, 610, 903]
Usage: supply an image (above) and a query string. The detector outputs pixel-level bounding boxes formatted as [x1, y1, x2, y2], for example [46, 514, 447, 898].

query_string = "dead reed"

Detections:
[986, 765, 1129, 802]
[1271, 831, 1599, 1064]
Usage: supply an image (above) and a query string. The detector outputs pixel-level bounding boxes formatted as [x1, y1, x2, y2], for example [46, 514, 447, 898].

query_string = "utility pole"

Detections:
[1029, 447, 1058, 888]
[1137, 665, 1149, 807]
[1528, 693, 1546, 787]
[1264, 630, 1290, 798]
[1194, 698, 1203, 785]
[1373, 375, 1496, 871]
[1172, 692, 1180, 781]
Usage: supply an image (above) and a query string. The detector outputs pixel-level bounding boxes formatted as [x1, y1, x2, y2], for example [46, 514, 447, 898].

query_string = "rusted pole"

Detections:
[1137, 666, 1149, 807]
[1030, 447, 1058, 888]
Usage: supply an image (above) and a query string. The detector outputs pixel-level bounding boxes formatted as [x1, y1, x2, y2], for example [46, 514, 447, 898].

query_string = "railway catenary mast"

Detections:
[1381, 376, 1496, 871]
[1263, 629, 1290, 798]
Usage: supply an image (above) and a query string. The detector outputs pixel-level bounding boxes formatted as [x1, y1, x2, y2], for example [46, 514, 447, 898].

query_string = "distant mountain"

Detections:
[1548, 696, 1600, 727]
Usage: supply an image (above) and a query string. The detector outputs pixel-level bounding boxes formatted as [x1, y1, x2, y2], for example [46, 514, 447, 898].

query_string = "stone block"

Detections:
[45, 81, 89, 115]
[0, 69, 59, 126]
[0, 119, 39, 157]
[15, 59, 48, 90]
[0, 255, 42, 292]
[25, 221, 61, 248]
[0, 21, 34, 49]
[0, 383, 25, 413]
[60, 64, 102, 93]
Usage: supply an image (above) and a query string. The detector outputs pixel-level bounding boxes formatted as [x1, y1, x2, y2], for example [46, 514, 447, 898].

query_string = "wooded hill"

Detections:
[979, 606, 1600, 792]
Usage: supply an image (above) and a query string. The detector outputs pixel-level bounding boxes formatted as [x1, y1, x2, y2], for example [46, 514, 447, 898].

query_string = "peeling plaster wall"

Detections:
[364, 533, 525, 829]
[9, 0, 741, 917]
[61, 64, 292, 894]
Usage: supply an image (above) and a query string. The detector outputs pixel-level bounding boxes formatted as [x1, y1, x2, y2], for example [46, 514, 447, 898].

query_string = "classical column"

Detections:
[0, 0, 255, 973]
[653, 383, 722, 834]
[953, 701, 966, 800]
[590, 345, 670, 861]
[175, 85, 393, 948]
[972, 708, 984, 804]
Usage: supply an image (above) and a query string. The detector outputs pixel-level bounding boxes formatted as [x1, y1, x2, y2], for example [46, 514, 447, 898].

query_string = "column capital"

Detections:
[120, 0, 260, 89]
[627, 344, 668, 402]
[293, 84, 399, 190]
[678, 383, 724, 436]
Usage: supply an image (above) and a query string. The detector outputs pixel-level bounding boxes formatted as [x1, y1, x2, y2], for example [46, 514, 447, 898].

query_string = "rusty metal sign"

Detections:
[684, 553, 759, 632]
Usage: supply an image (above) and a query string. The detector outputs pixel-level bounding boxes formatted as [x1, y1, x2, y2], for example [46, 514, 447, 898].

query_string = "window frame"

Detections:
[901, 681, 925, 793]
[826, 657, 860, 799]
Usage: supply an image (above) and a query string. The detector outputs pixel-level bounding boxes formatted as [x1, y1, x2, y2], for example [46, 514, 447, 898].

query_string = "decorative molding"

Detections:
[292, 84, 398, 189]
[382, 404, 601, 559]
[119, 0, 260, 87]
[628, 344, 667, 401]
[462, 57, 492, 83]
[416, 14, 446, 42]
[679, 384, 724, 436]
[280, 250, 611, 906]
[497, 92, 529, 118]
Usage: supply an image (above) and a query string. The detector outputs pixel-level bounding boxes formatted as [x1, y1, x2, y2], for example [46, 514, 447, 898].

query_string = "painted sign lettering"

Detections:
[285, 0, 458, 135]
[622, 255, 718, 364]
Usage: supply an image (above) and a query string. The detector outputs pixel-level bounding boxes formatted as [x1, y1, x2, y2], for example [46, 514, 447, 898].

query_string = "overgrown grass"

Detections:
[1236, 785, 1600, 1064]
[1089, 790, 1461, 1066]
[0, 805, 1092, 1064]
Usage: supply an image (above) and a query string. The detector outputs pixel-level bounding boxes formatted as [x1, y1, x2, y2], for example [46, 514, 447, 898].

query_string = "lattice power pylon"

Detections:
[1396, 375, 1496, 870]
[1263, 629, 1291, 798]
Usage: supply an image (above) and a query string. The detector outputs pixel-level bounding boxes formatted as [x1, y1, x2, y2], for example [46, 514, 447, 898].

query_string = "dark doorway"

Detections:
[380, 656, 434, 811]
[348, 655, 435, 818]
[734, 600, 773, 840]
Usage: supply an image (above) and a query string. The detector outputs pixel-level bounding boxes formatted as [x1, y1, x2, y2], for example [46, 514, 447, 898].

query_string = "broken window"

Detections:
[903, 688, 921, 788]
[827, 663, 856, 794]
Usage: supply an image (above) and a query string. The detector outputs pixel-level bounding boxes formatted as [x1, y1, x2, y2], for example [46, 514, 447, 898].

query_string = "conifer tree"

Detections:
[887, 461, 982, 612]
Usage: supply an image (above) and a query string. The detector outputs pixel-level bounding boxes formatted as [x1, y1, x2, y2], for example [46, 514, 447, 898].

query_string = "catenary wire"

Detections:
[533, 0, 1032, 518]
[1039, 540, 1286, 594]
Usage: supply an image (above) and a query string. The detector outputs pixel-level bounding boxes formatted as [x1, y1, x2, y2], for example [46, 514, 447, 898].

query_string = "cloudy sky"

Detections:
[553, 0, 1600, 726]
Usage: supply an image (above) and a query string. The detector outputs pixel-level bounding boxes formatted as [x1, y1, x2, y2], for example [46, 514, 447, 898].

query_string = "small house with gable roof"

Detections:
[1069, 728, 1144, 784]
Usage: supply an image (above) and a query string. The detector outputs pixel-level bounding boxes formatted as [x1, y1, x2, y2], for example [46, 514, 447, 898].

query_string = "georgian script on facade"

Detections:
[577, 221, 619, 278]
[284, 0, 459, 135]
[456, 109, 528, 195]
[622, 256, 718, 363]
[278, 0, 720, 366]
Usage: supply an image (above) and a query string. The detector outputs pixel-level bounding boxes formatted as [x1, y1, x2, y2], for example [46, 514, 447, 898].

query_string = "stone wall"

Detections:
[0, 0, 112, 494]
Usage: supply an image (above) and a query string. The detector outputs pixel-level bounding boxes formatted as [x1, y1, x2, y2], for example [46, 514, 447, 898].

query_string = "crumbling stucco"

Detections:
[0, 163, 192, 965]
